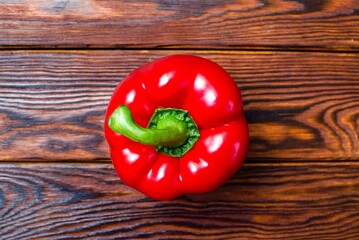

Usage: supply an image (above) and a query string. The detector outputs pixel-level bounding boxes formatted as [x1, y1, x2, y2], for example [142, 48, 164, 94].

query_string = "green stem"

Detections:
[108, 105, 188, 147]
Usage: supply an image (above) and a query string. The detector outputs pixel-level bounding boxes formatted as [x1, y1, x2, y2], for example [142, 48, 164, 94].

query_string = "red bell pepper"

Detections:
[105, 54, 249, 200]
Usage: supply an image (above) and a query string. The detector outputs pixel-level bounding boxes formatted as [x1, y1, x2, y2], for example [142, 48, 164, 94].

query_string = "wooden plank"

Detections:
[0, 163, 358, 239]
[0, 1, 359, 50]
[0, 50, 359, 162]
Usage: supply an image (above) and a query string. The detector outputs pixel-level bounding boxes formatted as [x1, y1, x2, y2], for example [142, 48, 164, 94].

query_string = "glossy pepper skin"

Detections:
[105, 55, 249, 200]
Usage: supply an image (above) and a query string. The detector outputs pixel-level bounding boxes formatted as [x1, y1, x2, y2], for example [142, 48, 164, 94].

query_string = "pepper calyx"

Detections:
[148, 107, 200, 157]
[108, 105, 200, 157]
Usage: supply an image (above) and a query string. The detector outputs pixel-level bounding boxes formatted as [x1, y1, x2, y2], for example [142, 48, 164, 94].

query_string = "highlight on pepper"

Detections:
[104, 54, 249, 200]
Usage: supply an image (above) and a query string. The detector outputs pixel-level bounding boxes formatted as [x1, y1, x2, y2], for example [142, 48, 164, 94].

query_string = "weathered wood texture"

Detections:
[0, 163, 358, 239]
[0, 0, 359, 50]
[2, 1, 358, 239]
[1, 50, 359, 162]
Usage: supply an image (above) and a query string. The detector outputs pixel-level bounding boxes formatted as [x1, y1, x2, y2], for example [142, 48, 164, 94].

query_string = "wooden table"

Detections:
[1, 1, 359, 239]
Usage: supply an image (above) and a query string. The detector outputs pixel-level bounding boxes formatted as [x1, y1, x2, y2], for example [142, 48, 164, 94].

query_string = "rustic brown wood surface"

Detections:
[1, 163, 358, 239]
[0, 0, 359, 50]
[1, 0, 359, 239]
[0, 50, 358, 162]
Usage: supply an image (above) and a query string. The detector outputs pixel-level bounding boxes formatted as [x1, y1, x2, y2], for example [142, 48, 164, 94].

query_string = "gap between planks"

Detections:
[0, 47, 359, 55]
[1, 160, 359, 167]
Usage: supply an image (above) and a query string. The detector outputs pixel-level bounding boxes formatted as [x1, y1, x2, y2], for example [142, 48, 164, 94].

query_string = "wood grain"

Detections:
[0, 163, 358, 239]
[0, 50, 359, 162]
[0, 0, 359, 50]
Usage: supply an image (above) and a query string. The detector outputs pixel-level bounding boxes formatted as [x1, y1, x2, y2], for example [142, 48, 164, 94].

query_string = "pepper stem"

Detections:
[108, 105, 188, 147]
